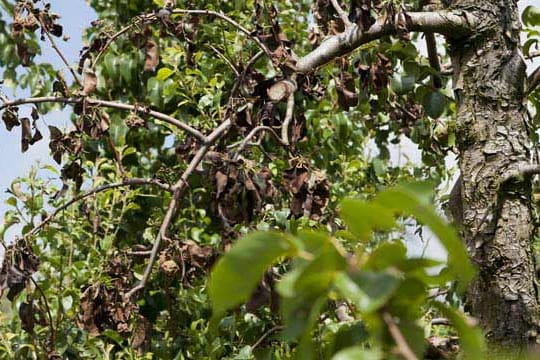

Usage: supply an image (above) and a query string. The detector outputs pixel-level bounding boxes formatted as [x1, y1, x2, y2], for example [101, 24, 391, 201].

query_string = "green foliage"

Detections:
[209, 232, 296, 316]
[210, 183, 482, 358]
[0, 0, 535, 358]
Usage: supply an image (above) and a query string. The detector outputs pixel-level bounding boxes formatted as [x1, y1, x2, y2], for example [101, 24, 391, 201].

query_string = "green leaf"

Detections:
[156, 67, 174, 81]
[523, 6, 540, 26]
[375, 182, 474, 292]
[431, 301, 486, 358]
[390, 74, 416, 94]
[109, 114, 129, 146]
[232, 345, 253, 359]
[119, 56, 135, 84]
[6, 197, 17, 207]
[339, 199, 395, 242]
[209, 232, 296, 316]
[423, 91, 445, 118]
[279, 241, 346, 339]
[335, 271, 401, 313]
[332, 347, 382, 360]
[147, 77, 164, 108]
[365, 241, 407, 271]
[102, 329, 123, 345]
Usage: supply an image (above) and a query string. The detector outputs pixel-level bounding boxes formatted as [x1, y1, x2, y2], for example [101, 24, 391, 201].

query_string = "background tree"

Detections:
[0, 0, 539, 358]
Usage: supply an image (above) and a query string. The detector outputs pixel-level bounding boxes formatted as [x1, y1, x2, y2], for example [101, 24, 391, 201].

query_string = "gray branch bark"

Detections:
[295, 10, 478, 73]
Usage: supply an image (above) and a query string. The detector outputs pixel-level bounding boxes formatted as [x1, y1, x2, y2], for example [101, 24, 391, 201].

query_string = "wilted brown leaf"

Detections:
[336, 72, 358, 110]
[144, 39, 159, 72]
[82, 69, 97, 95]
[284, 162, 330, 220]
[21, 117, 32, 152]
[125, 113, 146, 128]
[19, 302, 35, 333]
[0, 240, 40, 301]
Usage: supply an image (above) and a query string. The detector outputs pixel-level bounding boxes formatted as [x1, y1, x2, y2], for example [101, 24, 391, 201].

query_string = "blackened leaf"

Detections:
[48, 125, 62, 140]
[19, 302, 35, 333]
[30, 127, 43, 145]
[2, 109, 20, 131]
[31, 107, 39, 121]
[336, 72, 358, 110]
[51, 23, 63, 37]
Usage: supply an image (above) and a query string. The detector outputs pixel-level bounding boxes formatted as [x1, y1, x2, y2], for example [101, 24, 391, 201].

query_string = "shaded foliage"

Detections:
[0, 0, 539, 359]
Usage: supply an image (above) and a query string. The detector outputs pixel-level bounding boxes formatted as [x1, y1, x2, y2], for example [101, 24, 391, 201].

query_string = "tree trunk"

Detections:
[450, 0, 540, 348]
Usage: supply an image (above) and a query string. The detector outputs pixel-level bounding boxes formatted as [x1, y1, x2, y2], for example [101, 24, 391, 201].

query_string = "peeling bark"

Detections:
[449, 0, 540, 348]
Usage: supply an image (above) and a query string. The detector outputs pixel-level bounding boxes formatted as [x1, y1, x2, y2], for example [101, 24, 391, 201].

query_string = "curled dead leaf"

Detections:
[144, 39, 159, 72]
[336, 72, 358, 110]
[82, 69, 97, 95]
[21, 117, 32, 152]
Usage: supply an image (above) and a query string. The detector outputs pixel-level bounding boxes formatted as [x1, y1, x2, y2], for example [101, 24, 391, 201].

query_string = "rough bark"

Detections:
[449, 0, 540, 348]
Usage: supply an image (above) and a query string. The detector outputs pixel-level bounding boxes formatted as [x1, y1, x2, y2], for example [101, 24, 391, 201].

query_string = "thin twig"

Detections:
[93, 9, 272, 69]
[252, 325, 284, 350]
[128, 250, 153, 256]
[207, 45, 240, 76]
[38, 17, 83, 87]
[527, 50, 540, 60]
[0, 96, 206, 142]
[25, 178, 172, 239]
[382, 311, 419, 360]
[29, 277, 56, 352]
[124, 48, 263, 299]
[231, 125, 286, 160]
[106, 135, 126, 176]
[125, 118, 232, 299]
[93, 13, 154, 67]
[330, 0, 353, 28]
[171, 9, 272, 58]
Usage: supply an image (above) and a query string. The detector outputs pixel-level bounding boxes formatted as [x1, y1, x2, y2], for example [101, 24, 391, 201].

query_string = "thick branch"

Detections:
[0, 96, 206, 142]
[25, 178, 171, 239]
[295, 11, 477, 73]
